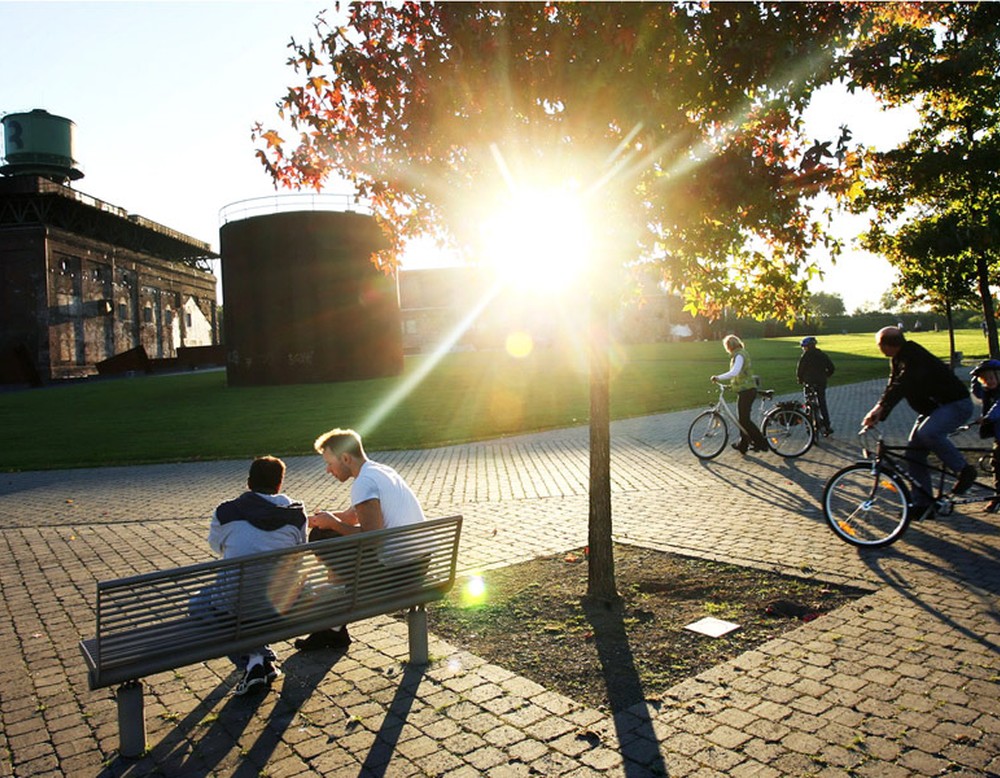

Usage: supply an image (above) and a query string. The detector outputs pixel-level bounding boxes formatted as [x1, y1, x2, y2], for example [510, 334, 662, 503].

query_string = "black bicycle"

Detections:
[822, 426, 995, 548]
[802, 384, 831, 437]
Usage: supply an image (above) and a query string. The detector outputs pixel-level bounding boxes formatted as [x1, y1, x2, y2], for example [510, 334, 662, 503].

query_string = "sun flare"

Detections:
[479, 187, 593, 295]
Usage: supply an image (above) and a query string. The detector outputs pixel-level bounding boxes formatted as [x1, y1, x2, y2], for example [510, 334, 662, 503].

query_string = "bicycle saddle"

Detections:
[759, 389, 775, 400]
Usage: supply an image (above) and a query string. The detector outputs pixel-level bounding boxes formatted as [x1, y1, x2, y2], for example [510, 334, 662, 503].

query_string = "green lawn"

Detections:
[1, 329, 987, 471]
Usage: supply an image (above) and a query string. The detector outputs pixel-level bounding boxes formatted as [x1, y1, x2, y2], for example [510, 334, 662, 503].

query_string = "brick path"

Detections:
[0, 379, 997, 777]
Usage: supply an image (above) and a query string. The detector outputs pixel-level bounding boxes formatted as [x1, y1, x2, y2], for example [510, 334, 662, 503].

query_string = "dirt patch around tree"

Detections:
[425, 544, 870, 713]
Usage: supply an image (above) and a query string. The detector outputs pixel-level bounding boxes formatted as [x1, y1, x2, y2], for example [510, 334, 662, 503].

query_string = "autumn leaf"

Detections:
[260, 130, 284, 148]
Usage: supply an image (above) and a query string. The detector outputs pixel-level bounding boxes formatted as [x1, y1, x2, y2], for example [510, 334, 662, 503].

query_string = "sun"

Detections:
[479, 186, 593, 295]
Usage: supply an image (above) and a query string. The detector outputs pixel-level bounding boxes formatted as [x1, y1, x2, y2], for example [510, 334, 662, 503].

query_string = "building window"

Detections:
[118, 303, 128, 319]
[143, 306, 153, 323]
[186, 313, 193, 327]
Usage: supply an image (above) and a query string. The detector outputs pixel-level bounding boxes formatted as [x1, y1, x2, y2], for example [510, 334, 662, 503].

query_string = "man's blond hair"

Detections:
[313, 428, 365, 458]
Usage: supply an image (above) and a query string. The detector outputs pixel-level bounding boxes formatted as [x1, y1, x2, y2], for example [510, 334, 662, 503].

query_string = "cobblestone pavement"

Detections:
[0, 379, 998, 777]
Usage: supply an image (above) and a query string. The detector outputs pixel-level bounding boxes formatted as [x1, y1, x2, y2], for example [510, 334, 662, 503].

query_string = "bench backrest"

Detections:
[81, 515, 462, 689]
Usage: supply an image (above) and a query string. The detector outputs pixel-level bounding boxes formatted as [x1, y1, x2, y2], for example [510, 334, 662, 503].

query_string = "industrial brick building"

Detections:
[0, 110, 218, 383]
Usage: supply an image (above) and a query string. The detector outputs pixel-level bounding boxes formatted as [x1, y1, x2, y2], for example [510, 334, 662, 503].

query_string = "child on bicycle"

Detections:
[971, 358, 1000, 512]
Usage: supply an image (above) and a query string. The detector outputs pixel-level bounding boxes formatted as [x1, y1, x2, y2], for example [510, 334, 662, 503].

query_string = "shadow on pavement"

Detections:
[95, 677, 236, 777]
[695, 455, 823, 522]
[858, 532, 1000, 656]
[98, 651, 348, 777]
[237, 651, 350, 774]
[582, 596, 668, 777]
[359, 664, 427, 776]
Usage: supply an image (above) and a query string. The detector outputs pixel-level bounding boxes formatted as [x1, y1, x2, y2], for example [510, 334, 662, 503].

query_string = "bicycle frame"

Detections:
[707, 382, 774, 437]
[856, 428, 995, 513]
[803, 385, 822, 427]
[709, 384, 747, 435]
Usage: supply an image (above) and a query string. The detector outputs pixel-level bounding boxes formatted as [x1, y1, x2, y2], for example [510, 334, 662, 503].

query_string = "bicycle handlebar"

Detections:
[856, 425, 882, 459]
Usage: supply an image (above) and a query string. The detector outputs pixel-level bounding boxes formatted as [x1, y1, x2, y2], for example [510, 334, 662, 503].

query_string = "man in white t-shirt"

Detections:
[295, 427, 427, 651]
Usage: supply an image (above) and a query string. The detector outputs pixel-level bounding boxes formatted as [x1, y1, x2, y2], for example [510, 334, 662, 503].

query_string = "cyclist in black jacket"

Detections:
[862, 326, 976, 508]
[796, 336, 835, 435]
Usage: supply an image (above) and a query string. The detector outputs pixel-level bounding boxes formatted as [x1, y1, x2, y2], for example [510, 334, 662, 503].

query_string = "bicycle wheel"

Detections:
[762, 407, 814, 457]
[688, 411, 728, 459]
[823, 464, 911, 547]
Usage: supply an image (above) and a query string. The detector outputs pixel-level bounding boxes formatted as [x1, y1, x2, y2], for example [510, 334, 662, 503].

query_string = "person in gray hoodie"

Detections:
[208, 455, 307, 695]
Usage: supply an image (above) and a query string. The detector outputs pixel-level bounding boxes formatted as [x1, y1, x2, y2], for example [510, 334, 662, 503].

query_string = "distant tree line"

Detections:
[707, 307, 985, 341]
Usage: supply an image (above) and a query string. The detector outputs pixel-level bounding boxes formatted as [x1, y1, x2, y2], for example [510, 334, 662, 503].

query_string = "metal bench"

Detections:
[79, 514, 462, 757]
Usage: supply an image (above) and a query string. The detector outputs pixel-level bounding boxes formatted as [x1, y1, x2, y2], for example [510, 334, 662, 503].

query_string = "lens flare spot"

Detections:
[505, 331, 534, 358]
[462, 574, 487, 605]
[467, 575, 485, 598]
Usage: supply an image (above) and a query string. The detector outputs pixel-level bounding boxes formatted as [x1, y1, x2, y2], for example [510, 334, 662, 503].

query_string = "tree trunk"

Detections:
[587, 288, 617, 604]
[977, 251, 999, 357]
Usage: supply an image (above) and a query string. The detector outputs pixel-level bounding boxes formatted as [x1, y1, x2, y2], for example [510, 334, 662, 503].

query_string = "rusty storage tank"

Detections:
[219, 199, 402, 386]
[1, 109, 84, 183]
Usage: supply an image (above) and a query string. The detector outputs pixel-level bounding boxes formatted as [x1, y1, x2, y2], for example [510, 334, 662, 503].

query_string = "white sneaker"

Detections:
[233, 663, 268, 695]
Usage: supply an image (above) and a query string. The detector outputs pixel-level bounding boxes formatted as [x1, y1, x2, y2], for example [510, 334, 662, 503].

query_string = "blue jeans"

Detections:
[906, 397, 973, 502]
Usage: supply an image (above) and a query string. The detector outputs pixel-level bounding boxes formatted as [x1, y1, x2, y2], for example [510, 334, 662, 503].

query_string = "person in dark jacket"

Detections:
[796, 336, 835, 436]
[970, 359, 1000, 512]
[209, 456, 308, 695]
[862, 327, 976, 511]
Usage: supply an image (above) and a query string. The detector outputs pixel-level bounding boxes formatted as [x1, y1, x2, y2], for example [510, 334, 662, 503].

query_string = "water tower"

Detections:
[220, 197, 403, 386]
[1, 109, 83, 183]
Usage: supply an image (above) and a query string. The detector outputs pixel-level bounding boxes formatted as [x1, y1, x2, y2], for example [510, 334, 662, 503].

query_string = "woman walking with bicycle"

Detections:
[711, 335, 768, 454]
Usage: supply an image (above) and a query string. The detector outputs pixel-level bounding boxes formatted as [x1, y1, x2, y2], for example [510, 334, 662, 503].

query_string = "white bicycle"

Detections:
[687, 381, 814, 459]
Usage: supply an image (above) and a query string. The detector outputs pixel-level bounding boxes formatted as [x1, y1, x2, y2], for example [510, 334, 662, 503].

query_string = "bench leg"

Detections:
[407, 605, 429, 665]
[116, 680, 147, 758]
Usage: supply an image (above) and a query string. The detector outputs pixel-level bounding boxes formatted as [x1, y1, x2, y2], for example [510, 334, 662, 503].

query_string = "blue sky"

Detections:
[1, 2, 340, 244]
[2, 2, 914, 312]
